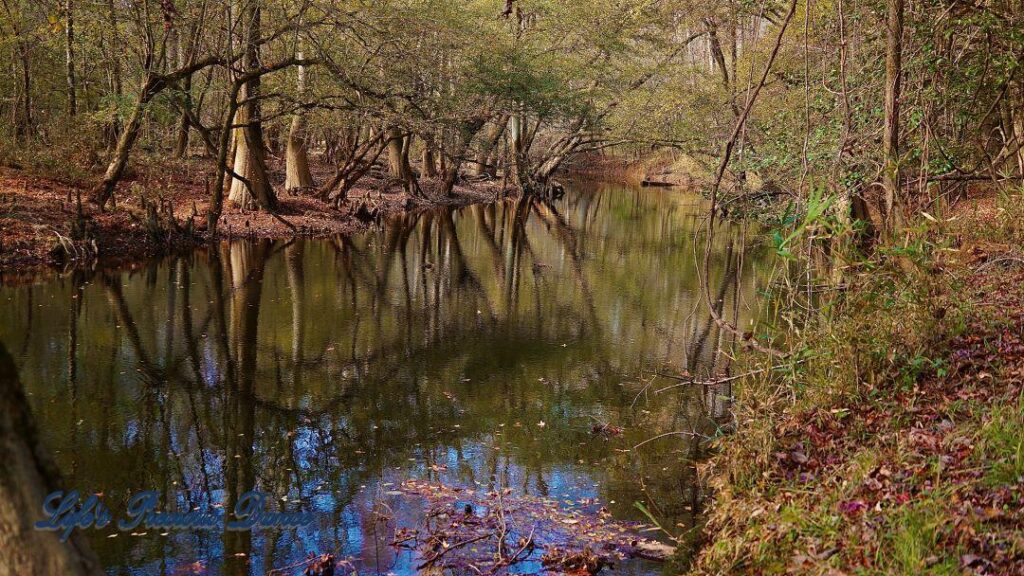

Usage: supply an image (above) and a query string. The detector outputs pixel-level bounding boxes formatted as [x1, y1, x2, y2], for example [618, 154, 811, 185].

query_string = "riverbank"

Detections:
[0, 157, 509, 280]
[693, 191, 1024, 574]
[565, 150, 771, 192]
[566, 150, 713, 188]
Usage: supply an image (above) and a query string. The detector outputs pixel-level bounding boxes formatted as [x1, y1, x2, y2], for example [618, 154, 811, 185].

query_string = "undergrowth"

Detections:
[693, 189, 1024, 575]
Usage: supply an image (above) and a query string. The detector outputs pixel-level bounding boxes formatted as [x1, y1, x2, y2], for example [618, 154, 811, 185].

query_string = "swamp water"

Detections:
[0, 183, 771, 575]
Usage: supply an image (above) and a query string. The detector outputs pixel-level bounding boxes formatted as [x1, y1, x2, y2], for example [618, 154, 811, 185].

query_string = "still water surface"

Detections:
[0, 183, 770, 575]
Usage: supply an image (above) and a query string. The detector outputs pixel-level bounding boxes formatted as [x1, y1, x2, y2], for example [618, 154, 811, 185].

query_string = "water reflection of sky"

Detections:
[183, 441, 621, 576]
[0, 184, 770, 575]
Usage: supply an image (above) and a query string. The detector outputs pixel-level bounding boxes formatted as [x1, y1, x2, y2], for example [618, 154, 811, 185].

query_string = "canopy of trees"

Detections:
[1, 0, 1021, 232]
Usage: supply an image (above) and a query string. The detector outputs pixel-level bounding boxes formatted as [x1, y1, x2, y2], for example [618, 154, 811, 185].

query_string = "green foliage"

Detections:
[466, 47, 583, 119]
[882, 501, 962, 575]
[1, 0, 1018, 207]
[980, 396, 1024, 486]
[770, 187, 834, 259]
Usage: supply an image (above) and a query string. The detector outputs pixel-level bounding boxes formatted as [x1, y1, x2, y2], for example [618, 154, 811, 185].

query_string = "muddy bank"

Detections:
[0, 157, 511, 281]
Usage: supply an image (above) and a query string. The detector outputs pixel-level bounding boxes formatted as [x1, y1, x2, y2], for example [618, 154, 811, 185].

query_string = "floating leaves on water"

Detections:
[395, 480, 673, 574]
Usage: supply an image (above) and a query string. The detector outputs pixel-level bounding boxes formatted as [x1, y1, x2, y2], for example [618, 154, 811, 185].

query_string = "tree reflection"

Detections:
[0, 183, 770, 575]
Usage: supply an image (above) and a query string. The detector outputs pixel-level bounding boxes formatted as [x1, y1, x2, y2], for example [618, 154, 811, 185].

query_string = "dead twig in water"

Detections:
[630, 372, 658, 409]
[633, 430, 708, 451]
[416, 533, 491, 570]
[489, 526, 536, 575]
[654, 358, 810, 394]
[653, 369, 765, 393]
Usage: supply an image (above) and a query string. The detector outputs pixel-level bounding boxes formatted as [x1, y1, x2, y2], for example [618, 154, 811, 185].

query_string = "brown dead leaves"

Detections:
[395, 480, 672, 575]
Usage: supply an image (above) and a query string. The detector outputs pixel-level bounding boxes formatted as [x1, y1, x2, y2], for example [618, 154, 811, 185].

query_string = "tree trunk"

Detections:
[386, 127, 410, 182]
[227, 94, 276, 210]
[510, 113, 533, 193]
[18, 47, 32, 141]
[0, 343, 104, 576]
[401, 135, 413, 176]
[64, 0, 77, 117]
[1011, 0, 1024, 177]
[832, 0, 856, 232]
[2, 0, 34, 141]
[485, 144, 502, 178]
[1012, 81, 1024, 177]
[399, 134, 419, 194]
[173, 73, 193, 158]
[104, 0, 122, 148]
[422, 145, 438, 178]
[92, 79, 157, 207]
[705, 17, 739, 118]
[285, 114, 314, 191]
[227, 0, 277, 211]
[284, 54, 314, 191]
[882, 0, 905, 231]
[93, 54, 223, 208]
[208, 82, 243, 234]
[318, 131, 388, 206]
[469, 116, 508, 177]
[441, 120, 487, 197]
[437, 130, 448, 175]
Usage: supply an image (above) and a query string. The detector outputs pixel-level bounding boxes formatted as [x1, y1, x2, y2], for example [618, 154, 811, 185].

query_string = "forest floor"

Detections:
[694, 191, 1024, 575]
[0, 156, 509, 281]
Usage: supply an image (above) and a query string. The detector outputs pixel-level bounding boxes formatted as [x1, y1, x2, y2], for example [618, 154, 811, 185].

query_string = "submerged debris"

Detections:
[301, 553, 336, 576]
[394, 480, 673, 574]
[542, 548, 611, 575]
[590, 422, 624, 438]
